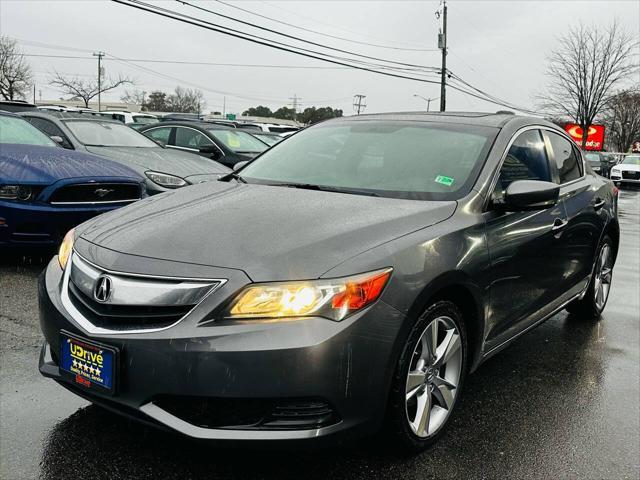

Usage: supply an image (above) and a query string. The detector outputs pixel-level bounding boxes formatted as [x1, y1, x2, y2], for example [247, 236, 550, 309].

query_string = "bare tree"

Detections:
[120, 89, 147, 109]
[166, 86, 205, 113]
[0, 35, 33, 101]
[539, 21, 638, 149]
[601, 88, 640, 152]
[49, 71, 133, 108]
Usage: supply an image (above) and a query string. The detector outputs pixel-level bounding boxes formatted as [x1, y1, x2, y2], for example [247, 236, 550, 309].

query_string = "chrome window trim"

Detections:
[60, 250, 227, 335]
[483, 125, 587, 211]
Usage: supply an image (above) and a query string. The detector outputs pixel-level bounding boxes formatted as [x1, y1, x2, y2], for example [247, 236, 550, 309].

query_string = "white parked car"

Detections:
[610, 154, 640, 186]
[100, 111, 158, 125]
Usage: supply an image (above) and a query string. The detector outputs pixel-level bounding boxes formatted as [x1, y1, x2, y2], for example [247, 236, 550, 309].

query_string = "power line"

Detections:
[212, 0, 438, 52]
[177, 0, 441, 72]
[112, 0, 445, 85]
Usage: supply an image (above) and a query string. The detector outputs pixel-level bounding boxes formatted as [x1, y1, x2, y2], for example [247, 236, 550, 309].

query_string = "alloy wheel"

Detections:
[593, 243, 613, 311]
[405, 315, 463, 438]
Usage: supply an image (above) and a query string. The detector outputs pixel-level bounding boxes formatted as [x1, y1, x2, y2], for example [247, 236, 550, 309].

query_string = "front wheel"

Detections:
[566, 235, 614, 319]
[386, 300, 467, 452]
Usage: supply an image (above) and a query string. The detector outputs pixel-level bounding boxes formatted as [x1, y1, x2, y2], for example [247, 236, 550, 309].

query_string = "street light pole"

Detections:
[413, 94, 440, 112]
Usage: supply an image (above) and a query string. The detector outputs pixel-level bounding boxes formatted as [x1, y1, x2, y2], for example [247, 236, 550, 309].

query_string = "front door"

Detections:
[484, 128, 568, 348]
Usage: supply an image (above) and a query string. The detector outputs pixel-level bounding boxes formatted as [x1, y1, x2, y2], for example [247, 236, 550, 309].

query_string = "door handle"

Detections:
[551, 218, 568, 232]
[593, 198, 606, 210]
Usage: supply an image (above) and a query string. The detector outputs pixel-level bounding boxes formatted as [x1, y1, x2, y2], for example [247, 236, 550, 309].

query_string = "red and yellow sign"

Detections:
[564, 123, 605, 151]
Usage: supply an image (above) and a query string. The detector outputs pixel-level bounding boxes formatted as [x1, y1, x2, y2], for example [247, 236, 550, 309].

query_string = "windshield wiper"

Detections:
[220, 172, 247, 183]
[267, 182, 380, 197]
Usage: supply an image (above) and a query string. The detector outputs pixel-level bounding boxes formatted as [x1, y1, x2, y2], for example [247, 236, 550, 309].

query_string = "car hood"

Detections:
[84, 146, 230, 177]
[77, 181, 456, 281]
[0, 143, 141, 184]
[613, 164, 640, 172]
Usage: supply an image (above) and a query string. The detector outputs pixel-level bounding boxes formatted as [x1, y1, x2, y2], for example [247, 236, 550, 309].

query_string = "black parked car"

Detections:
[585, 152, 615, 178]
[139, 121, 269, 168]
[39, 112, 618, 451]
[20, 112, 230, 194]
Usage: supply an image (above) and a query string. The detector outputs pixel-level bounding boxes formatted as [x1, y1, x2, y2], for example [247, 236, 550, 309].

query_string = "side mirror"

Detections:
[50, 135, 64, 145]
[496, 180, 559, 211]
[233, 160, 249, 171]
[199, 144, 221, 160]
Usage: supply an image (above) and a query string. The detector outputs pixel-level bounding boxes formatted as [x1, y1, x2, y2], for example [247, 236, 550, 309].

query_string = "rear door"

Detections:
[484, 128, 568, 347]
[544, 130, 604, 299]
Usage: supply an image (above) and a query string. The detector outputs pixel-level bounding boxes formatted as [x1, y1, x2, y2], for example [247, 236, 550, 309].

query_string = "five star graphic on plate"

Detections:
[94, 368, 101, 376]
[72, 359, 78, 368]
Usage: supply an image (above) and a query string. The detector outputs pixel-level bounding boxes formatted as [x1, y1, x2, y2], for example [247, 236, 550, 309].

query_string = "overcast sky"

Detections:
[1, 0, 638, 116]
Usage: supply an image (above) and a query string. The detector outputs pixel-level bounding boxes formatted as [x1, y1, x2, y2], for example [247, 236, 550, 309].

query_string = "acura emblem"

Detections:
[94, 188, 114, 198]
[94, 275, 113, 303]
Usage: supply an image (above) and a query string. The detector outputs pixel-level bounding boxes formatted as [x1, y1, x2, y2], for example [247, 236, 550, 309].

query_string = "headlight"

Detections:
[226, 268, 392, 321]
[145, 171, 188, 189]
[0, 185, 33, 200]
[58, 228, 75, 270]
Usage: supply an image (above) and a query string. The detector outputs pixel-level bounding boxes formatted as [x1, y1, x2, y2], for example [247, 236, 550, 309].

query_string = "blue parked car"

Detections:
[0, 111, 145, 249]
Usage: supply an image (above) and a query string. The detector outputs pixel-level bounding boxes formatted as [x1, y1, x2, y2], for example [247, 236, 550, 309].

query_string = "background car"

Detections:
[0, 111, 144, 249]
[100, 110, 158, 126]
[585, 152, 615, 177]
[19, 111, 230, 194]
[0, 100, 37, 112]
[139, 121, 269, 168]
[609, 154, 640, 187]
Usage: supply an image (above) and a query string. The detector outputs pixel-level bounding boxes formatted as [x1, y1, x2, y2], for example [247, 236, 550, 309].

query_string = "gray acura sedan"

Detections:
[38, 112, 618, 451]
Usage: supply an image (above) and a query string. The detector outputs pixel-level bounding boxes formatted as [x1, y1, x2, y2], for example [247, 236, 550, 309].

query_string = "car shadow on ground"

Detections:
[37, 312, 606, 480]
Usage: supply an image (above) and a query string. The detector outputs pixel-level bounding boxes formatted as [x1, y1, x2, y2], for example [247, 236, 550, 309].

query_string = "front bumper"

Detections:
[610, 172, 640, 184]
[0, 200, 125, 247]
[38, 257, 407, 442]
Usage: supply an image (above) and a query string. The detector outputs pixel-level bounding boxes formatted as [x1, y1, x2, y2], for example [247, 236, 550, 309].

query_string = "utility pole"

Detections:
[141, 90, 147, 111]
[437, 1, 447, 112]
[289, 94, 301, 122]
[93, 51, 105, 111]
[33, 84, 36, 104]
[223, 96, 226, 117]
[353, 94, 367, 115]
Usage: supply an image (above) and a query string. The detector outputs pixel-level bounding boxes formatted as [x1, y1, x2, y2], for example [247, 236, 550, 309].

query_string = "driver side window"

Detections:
[175, 127, 209, 150]
[494, 129, 550, 200]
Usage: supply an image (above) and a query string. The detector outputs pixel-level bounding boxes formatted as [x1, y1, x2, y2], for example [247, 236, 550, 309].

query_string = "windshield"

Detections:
[239, 121, 497, 201]
[206, 128, 268, 153]
[622, 155, 640, 165]
[253, 133, 282, 146]
[65, 120, 159, 147]
[0, 115, 57, 147]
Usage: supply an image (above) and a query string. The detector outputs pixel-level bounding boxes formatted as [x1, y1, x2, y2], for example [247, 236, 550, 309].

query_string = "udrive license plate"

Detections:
[60, 331, 117, 394]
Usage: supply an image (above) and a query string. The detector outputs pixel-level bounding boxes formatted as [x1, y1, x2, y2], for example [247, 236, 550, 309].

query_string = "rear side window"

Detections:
[495, 129, 550, 196]
[546, 131, 582, 183]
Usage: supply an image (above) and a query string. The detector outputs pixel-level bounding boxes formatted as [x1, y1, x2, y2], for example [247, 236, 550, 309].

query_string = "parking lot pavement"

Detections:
[1, 189, 638, 480]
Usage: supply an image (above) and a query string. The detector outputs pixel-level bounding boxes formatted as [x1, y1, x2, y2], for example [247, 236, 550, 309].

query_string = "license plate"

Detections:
[59, 331, 117, 394]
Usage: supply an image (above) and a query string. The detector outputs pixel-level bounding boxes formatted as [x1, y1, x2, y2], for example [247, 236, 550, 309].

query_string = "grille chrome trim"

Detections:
[60, 251, 227, 335]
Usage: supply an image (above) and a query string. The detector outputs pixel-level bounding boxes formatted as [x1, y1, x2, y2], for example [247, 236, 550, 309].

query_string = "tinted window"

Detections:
[132, 115, 157, 124]
[622, 155, 640, 165]
[27, 117, 73, 149]
[145, 127, 172, 144]
[546, 131, 581, 183]
[495, 129, 550, 196]
[0, 115, 57, 147]
[240, 121, 497, 201]
[65, 121, 158, 147]
[175, 127, 211, 149]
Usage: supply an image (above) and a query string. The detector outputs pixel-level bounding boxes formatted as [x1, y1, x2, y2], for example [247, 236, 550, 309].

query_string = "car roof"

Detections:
[20, 111, 121, 124]
[143, 121, 234, 130]
[328, 111, 554, 129]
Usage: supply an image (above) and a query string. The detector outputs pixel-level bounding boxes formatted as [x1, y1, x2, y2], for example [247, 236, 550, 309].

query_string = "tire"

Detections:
[566, 235, 614, 319]
[386, 300, 468, 452]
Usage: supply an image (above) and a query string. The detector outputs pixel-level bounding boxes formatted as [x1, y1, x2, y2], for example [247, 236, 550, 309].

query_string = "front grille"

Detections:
[49, 183, 141, 204]
[622, 171, 640, 180]
[154, 395, 340, 430]
[68, 281, 192, 330]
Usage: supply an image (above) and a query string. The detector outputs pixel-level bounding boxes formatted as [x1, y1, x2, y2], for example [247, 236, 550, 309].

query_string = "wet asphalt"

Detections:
[1, 189, 638, 480]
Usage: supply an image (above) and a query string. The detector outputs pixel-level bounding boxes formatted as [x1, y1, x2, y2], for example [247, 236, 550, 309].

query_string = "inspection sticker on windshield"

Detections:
[435, 175, 455, 186]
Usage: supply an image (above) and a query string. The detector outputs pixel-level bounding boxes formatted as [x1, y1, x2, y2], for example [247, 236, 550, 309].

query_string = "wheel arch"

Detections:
[406, 271, 486, 373]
